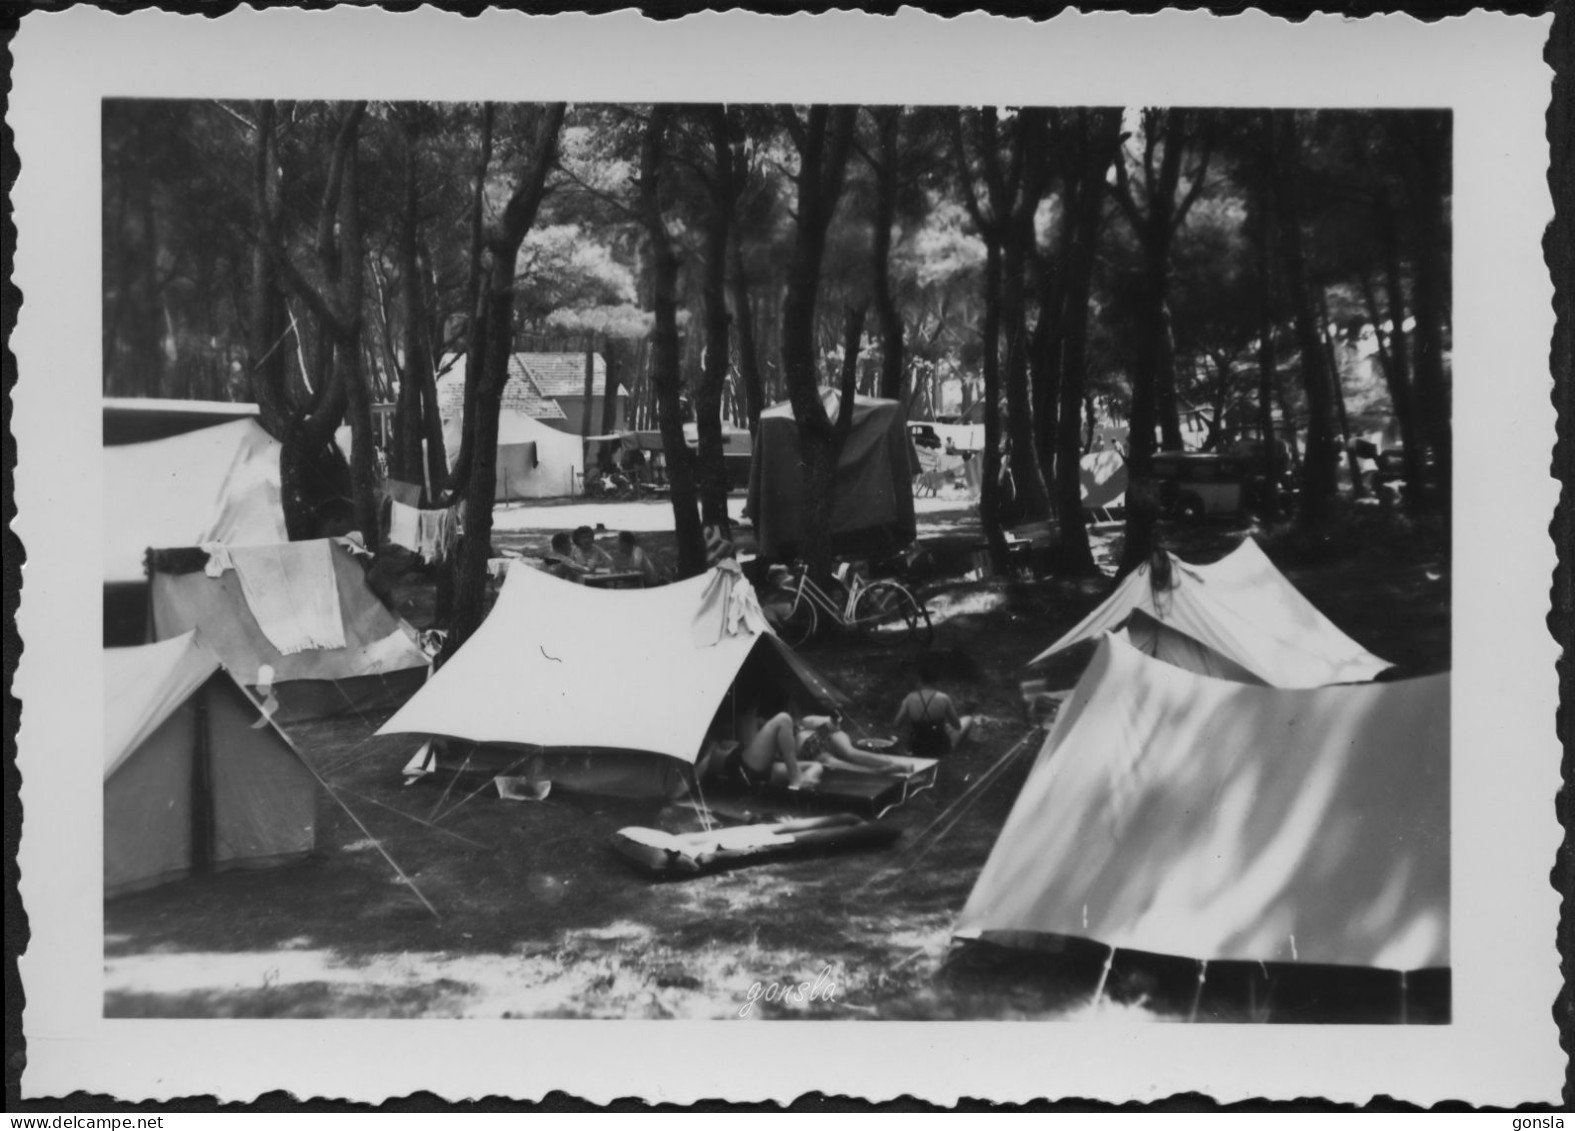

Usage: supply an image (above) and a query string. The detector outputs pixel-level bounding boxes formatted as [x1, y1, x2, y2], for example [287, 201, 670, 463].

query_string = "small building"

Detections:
[516, 352, 625, 436]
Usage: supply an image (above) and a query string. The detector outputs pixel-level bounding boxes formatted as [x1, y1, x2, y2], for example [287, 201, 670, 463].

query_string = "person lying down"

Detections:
[700, 700, 915, 790]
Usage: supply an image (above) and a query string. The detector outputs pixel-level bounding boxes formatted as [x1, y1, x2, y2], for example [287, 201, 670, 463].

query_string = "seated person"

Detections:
[570, 525, 615, 572]
[610, 530, 661, 587]
[543, 532, 586, 582]
[891, 655, 974, 757]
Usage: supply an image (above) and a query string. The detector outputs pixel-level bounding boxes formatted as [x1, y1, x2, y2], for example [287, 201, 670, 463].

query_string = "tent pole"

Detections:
[1189, 960, 1208, 1023]
[1092, 947, 1115, 1009]
[1399, 970, 1408, 1025]
[190, 684, 215, 877]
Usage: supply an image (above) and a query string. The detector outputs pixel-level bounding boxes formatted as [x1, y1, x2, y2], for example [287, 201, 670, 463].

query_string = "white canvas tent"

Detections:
[103, 419, 287, 585]
[1030, 537, 1392, 688]
[957, 634, 1449, 972]
[434, 366, 582, 499]
[441, 407, 583, 500]
[1078, 448, 1127, 516]
[150, 539, 430, 724]
[379, 563, 848, 798]
[105, 634, 317, 897]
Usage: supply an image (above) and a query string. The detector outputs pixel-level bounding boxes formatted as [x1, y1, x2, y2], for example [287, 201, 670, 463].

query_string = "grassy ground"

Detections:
[103, 499, 1450, 1020]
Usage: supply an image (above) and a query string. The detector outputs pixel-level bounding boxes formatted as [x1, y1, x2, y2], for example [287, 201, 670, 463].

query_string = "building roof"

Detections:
[518, 352, 613, 400]
[435, 355, 567, 422]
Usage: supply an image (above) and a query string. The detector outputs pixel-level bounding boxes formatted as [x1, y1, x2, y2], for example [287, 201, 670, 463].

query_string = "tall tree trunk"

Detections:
[249, 101, 291, 439]
[1028, 247, 1063, 487]
[393, 117, 426, 487]
[581, 335, 596, 443]
[445, 103, 495, 503]
[1156, 301, 1184, 449]
[1252, 115, 1282, 520]
[600, 338, 621, 434]
[442, 103, 564, 662]
[1408, 111, 1451, 517]
[1360, 262, 1422, 506]
[334, 110, 380, 549]
[1381, 229, 1424, 510]
[640, 105, 707, 576]
[1050, 107, 1120, 576]
[1115, 107, 1211, 575]
[729, 236, 765, 432]
[977, 238, 1009, 573]
[1271, 110, 1339, 526]
[693, 104, 736, 530]
[1001, 203, 1051, 523]
[780, 106, 857, 584]
[1119, 296, 1167, 574]
[870, 107, 906, 401]
[1316, 287, 1365, 497]
[248, 100, 343, 544]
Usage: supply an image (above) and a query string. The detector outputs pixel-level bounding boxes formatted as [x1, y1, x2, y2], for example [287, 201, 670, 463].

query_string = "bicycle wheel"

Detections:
[765, 590, 818, 647]
[852, 580, 934, 647]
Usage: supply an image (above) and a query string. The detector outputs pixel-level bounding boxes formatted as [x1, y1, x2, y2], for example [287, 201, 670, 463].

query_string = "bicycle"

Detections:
[760, 560, 934, 648]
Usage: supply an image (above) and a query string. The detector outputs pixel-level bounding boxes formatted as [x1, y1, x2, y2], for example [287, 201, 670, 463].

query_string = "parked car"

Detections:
[1227, 437, 1298, 510]
[1151, 451, 1253, 521]
[908, 423, 943, 450]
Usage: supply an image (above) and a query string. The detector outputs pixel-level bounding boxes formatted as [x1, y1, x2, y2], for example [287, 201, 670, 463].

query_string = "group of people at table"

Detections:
[697, 654, 976, 791]
[542, 526, 661, 588]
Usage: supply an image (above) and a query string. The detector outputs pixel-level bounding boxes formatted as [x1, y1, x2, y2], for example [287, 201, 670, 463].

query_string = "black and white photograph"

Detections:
[11, 7, 1562, 1106]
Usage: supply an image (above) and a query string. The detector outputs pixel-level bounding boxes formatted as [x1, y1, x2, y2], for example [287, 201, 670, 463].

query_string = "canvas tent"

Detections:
[1078, 448, 1127, 516]
[956, 634, 1449, 973]
[747, 389, 917, 560]
[433, 368, 583, 500]
[443, 405, 583, 500]
[149, 538, 429, 724]
[378, 563, 849, 799]
[103, 419, 287, 586]
[103, 397, 262, 446]
[105, 633, 318, 897]
[1030, 537, 1392, 688]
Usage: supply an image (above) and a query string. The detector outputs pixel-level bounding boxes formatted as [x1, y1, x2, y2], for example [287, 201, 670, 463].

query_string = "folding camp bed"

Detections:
[709, 757, 939, 820]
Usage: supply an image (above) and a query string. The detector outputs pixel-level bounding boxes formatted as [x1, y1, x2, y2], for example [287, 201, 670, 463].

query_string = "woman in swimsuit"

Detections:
[892, 655, 974, 757]
[715, 703, 901, 789]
